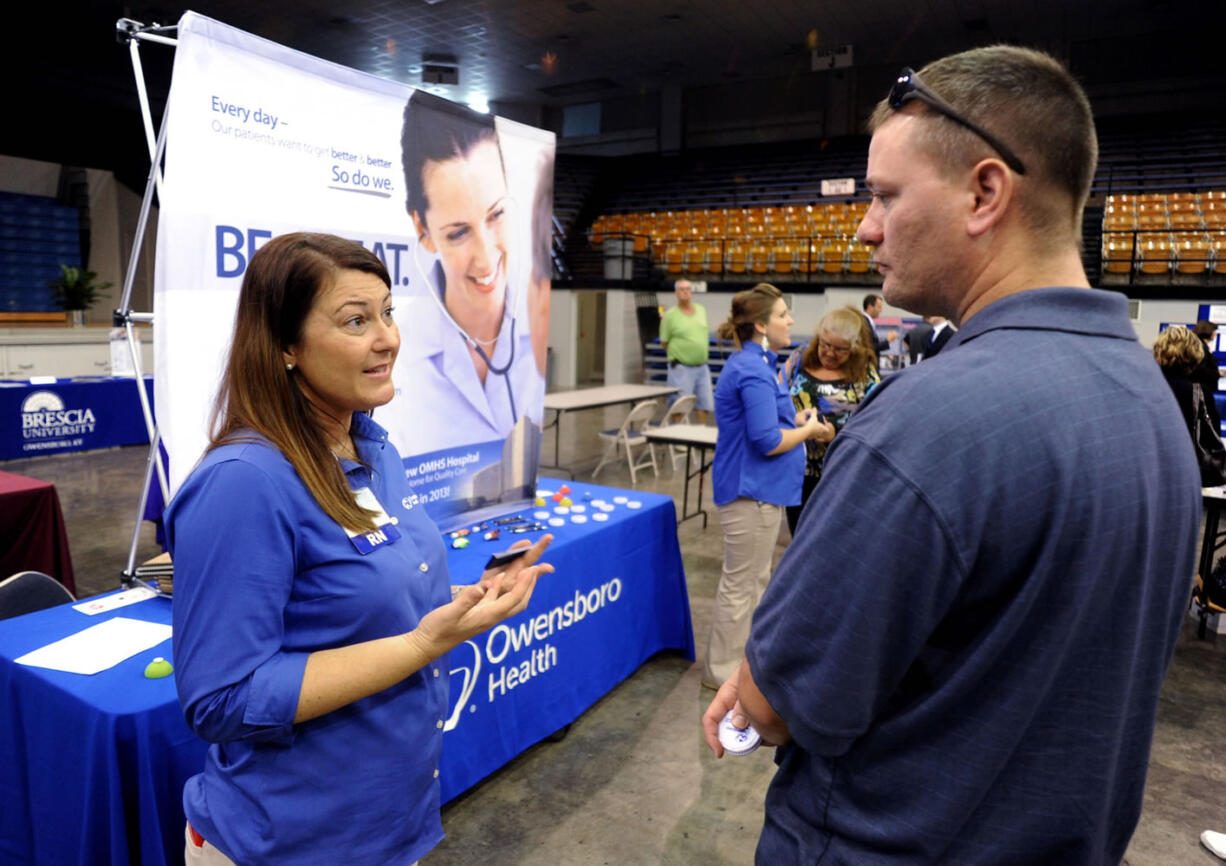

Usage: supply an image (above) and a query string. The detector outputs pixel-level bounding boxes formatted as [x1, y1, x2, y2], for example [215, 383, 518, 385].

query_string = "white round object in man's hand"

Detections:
[717, 710, 761, 756]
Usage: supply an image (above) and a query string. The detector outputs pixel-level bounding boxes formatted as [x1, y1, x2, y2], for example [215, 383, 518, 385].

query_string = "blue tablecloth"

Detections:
[0, 377, 153, 461]
[0, 479, 692, 866]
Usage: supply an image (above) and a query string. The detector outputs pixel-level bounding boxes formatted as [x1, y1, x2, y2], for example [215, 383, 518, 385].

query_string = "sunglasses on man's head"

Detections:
[888, 67, 1026, 175]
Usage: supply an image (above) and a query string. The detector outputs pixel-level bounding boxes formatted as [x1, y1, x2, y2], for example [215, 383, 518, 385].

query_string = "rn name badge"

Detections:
[348, 522, 402, 554]
[344, 487, 401, 555]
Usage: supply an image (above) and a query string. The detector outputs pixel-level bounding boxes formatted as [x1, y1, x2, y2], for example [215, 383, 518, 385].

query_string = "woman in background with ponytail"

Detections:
[701, 283, 831, 689]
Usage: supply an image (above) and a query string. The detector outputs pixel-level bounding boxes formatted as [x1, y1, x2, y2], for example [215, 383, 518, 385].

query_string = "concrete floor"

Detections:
[5, 402, 1225, 865]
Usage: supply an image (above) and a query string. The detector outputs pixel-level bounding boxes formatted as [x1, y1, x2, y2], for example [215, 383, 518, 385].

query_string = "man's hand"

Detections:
[702, 665, 746, 757]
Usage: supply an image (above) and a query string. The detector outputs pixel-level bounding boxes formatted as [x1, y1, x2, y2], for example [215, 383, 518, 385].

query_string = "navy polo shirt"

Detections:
[713, 341, 805, 507]
[747, 288, 1200, 864]
[168, 413, 451, 865]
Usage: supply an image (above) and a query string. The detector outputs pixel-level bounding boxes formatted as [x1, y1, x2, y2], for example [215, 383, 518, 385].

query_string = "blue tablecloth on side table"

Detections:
[0, 479, 692, 866]
[0, 377, 153, 461]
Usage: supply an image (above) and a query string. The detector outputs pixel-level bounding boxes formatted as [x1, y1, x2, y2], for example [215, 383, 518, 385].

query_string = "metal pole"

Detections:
[113, 17, 178, 587]
[121, 428, 162, 588]
[115, 104, 167, 321]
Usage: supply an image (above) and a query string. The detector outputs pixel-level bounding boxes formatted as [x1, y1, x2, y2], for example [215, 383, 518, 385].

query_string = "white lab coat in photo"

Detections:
[386, 260, 543, 460]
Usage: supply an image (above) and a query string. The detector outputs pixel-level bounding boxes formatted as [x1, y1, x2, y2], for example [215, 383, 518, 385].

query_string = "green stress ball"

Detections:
[144, 657, 174, 679]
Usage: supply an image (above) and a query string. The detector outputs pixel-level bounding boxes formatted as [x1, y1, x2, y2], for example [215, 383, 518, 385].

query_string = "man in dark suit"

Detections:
[861, 293, 898, 357]
[903, 317, 934, 364]
[925, 316, 955, 358]
[1193, 319, 1222, 431]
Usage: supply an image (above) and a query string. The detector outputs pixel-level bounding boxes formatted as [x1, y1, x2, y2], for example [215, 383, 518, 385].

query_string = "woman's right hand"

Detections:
[408, 553, 554, 659]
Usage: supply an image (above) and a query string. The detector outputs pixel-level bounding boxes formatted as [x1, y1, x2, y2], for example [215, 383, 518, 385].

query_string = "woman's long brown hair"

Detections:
[209, 232, 390, 533]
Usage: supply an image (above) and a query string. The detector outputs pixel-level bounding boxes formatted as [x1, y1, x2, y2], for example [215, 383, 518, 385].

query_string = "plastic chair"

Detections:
[821, 240, 847, 274]
[0, 571, 75, 621]
[749, 242, 770, 274]
[1102, 236, 1134, 274]
[685, 242, 705, 274]
[1176, 235, 1210, 274]
[846, 240, 872, 274]
[1137, 235, 1172, 274]
[664, 243, 685, 274]
[771, 241, 794, 274]
[592, 399, 660, 485]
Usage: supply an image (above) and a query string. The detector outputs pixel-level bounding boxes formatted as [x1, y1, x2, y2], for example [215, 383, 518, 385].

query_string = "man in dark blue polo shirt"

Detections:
[703, 46, 1201, 864]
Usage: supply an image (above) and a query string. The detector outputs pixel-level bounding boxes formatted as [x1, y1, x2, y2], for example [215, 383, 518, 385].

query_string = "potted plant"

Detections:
[49, 264, 112, 326]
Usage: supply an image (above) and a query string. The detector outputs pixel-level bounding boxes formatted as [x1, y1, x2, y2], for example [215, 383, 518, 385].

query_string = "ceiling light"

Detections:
[467, 95, 490, 113]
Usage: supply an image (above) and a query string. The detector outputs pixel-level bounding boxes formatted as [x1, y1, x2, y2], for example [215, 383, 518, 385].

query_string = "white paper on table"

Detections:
[73, 586, 157, 615]
[14, 617, 172, 675]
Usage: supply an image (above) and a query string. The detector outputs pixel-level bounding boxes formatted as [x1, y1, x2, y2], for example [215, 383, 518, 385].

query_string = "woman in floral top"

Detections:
[785, 306, 880, 534]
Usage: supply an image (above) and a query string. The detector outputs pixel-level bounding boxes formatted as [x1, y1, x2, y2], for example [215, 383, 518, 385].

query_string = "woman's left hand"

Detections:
[794, 407, 817, 427]
[812, 418, 836, 443]
[478, 534, 553, 593]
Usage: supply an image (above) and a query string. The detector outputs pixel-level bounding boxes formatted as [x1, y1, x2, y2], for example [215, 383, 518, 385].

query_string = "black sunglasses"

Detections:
[889, 67, 1026, 175]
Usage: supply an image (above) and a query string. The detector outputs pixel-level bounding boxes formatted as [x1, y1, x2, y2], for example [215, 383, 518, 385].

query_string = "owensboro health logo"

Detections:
[444, 578, 623, 730]
[20, 390, 97, 453]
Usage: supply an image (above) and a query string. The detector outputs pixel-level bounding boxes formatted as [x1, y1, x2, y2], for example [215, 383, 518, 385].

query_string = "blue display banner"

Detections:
[0, 377, 153, 461]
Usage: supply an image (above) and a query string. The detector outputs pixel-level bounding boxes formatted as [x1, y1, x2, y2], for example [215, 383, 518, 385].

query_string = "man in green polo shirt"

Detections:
[659, 279, 713, 423]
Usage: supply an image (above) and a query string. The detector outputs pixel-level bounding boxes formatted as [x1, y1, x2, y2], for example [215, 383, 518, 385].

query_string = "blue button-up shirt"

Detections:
[748, 287, 1200, 864]
[713, 340, 804, 507]
[167, 413, 451, 865]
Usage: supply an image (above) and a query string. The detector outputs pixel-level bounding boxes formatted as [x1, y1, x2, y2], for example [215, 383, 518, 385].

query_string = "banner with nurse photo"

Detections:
[154, 12, 554, 528]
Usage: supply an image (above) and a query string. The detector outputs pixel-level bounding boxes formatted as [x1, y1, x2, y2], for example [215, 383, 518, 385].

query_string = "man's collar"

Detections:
[948, 287, 1134, 351]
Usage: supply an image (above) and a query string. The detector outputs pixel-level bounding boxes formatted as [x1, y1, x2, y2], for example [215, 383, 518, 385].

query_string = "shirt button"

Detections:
[390, 516, 399, 525]
[419, 563, 429, 572]
[436, 719, 444, 729]
[432, 668, 440, 678]
[433, 769, 439, 779]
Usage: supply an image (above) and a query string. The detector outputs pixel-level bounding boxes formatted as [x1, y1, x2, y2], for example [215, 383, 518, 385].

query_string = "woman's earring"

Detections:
[286, 362, 294, 371]
[761, 334, 769, 350]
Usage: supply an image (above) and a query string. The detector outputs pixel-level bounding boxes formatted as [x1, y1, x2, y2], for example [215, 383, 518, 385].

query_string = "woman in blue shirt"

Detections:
[167, 233, 552, 866]
[702, 283, 830, 688]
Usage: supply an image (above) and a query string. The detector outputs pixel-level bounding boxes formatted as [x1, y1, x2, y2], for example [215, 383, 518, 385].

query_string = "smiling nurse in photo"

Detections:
[391, 91, 544, 460]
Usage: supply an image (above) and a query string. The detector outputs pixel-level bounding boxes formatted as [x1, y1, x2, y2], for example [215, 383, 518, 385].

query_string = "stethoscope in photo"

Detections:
[411, 240, 518, 425]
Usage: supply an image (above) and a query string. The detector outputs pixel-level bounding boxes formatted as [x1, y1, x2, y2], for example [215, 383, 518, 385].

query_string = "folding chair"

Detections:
[653, 394, 697, 473]
[1192, 573, 1226, 640]
[592, 399, 660, 485]
[0, 571, 75, 621]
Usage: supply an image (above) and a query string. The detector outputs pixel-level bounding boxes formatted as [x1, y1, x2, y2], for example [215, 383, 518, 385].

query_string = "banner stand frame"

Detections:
[113, 18, 177, 591]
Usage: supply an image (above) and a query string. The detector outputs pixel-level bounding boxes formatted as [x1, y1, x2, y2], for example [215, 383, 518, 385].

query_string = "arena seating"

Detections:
[563, 119, 1226, 286]
[0, 193, 81, 315]
[1100, 190, 1226, 277]
[586, 201, 872, 277]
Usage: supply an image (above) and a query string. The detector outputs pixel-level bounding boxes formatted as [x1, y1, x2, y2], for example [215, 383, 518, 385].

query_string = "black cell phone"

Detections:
[484, 547, 530, 569]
